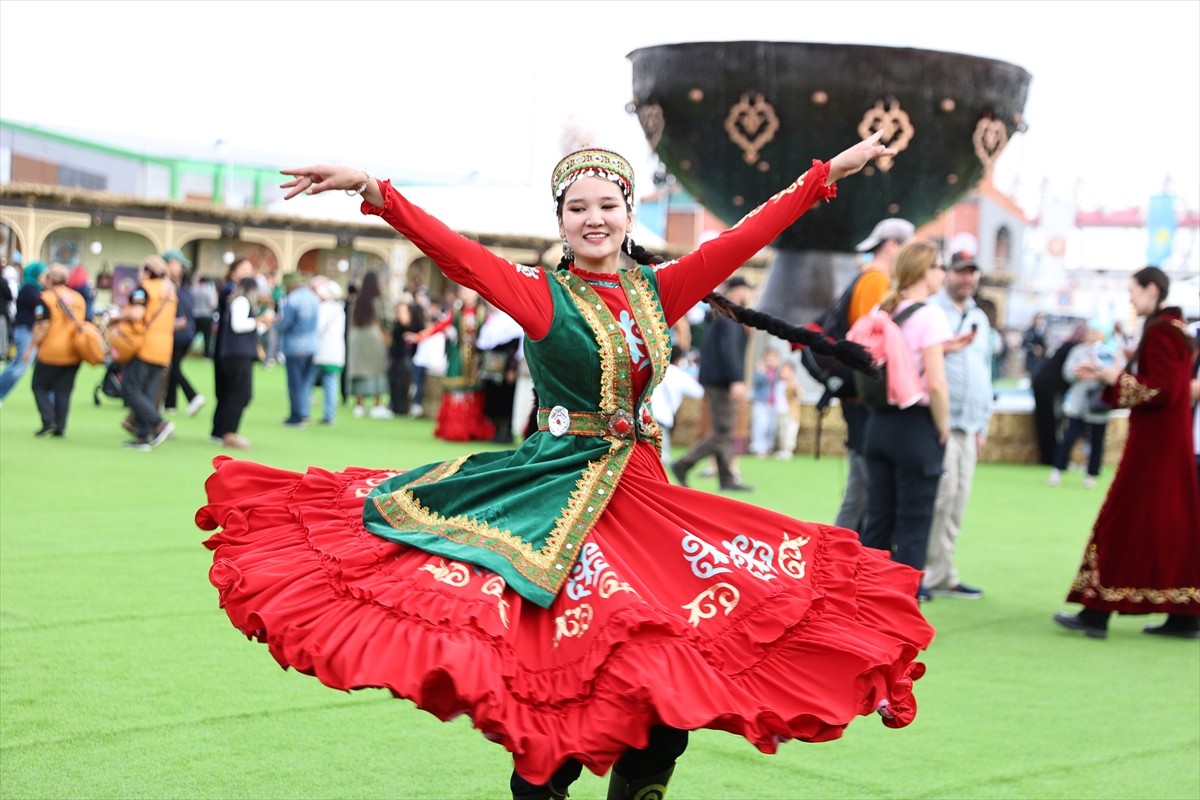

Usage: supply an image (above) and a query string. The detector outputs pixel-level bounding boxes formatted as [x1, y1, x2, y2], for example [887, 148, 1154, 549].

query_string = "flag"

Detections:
[1146, 193, 1176, 267]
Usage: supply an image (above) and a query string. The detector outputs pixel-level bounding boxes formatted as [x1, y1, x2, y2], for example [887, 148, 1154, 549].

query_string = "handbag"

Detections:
[108, 293, 170, 363]
[1085, 383, 1113, 414]
[107, 319, 143, 363]
[54, 290, 106, 366]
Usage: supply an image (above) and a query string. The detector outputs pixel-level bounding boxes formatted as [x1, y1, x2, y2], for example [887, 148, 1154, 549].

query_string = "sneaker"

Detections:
[35, 424, 56, 437]
[149, 421, 175, 449]
[369, 406, 395, 419]
[319, 419, 335, 426]
[186, 394, 206, 417]
[222, 433, 252, 450]
[209, 435, 223, 444]
[1047, 469, 1062, 487]
[163, 407, 178, 416]
[408, 404, 423, 419]
[353, 405, 366, 418]
[917, 587, 934, 603]
[282, 418, 308, 428]
[719, 482, 754, 493]
[123, 438, 152, 452]
[121, 417, 136, 435]
[1082, 476, 1096, 490]
[932, 583, 983, 599]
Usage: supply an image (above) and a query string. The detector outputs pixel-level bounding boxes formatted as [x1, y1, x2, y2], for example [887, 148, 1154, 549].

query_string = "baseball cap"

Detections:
[141, 255, 168, 276]
[162, 249, 193, 269]
[950, 251, 979, 271]
[281, 272, 307, 289]
[855, 218, 916, 252]
[725, 275, 754, 290]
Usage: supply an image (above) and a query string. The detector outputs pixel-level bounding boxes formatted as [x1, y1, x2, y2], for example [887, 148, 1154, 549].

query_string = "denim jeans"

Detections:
[284, 354, 316, 423]
[0, 325, 34, 400]
[318, 368, 339, 423]
[834, 401, 871, 532]
[1054, 415, 1108, 477]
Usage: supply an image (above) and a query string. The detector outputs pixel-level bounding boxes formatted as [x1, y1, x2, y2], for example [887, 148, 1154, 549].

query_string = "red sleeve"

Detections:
[361, 181, 554, 339]
[1107, 319, 1191, 409]
[419, 313, 453, 341]
[655, 160, 837, 325]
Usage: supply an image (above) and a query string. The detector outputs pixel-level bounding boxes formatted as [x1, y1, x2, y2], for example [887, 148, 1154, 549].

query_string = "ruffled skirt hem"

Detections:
[198, 456, 932, 784]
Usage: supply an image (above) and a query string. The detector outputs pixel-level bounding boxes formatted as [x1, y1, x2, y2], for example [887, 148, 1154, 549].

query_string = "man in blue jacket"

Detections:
[276, 271, 320, 426]
[671, 276, 754, 492]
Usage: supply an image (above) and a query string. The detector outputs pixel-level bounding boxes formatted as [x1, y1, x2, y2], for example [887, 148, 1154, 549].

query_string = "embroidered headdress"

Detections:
[551, 148, 635, 208]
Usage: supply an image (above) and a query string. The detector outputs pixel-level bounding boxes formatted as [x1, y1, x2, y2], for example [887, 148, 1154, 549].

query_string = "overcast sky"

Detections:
[2, 0, 1198, 239]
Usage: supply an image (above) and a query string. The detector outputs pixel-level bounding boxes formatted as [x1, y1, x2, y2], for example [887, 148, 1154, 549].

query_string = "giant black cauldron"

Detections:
[627, 42, 1031, 321]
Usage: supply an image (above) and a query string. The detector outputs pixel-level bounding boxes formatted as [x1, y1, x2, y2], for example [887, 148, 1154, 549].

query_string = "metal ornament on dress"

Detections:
[605, 408, 635, 439]
[547, 406, 571, 437]
[636, 404, 655, 437]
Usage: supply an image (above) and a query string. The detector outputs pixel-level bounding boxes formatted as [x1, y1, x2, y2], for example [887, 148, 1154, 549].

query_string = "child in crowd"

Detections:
[749, 348, 781, 457]
[650, 345, 704, 466]
[774, 360, 803, 459]
[1049, 324, 1123, 489]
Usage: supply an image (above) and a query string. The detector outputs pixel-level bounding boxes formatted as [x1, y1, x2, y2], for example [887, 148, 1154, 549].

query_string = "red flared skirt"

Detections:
[198, 443, 934, 784]
[433, 390, 495, 442]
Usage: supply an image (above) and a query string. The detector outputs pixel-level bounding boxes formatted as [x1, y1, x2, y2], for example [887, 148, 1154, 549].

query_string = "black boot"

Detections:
[1052, 608, 1110, 639]
[1143, 614, 1200, 639]
[606, 766, 675, 800]
[512, 760, 581, 800]
[513, 789, 568, 800]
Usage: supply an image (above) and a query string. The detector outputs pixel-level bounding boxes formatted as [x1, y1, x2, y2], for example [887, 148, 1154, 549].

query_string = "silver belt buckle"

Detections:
[547, 405, 570, 437]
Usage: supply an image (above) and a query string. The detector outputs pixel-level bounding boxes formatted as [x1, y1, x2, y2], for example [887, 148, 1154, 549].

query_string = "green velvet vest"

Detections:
[362, 266, 673, 607]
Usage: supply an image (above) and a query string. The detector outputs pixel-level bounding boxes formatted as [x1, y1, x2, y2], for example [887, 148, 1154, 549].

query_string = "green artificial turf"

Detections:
[1, 360, 1197, 799]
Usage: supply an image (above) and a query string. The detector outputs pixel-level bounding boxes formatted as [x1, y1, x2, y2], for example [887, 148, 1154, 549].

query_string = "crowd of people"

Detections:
[0, 245, 540, 452]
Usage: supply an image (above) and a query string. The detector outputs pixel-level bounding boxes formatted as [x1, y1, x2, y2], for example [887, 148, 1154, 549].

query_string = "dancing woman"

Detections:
[198, 132, 933, 799]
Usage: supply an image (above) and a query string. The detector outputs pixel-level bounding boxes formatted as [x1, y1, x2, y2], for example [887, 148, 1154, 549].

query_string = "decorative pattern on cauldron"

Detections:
[857, 99, 914, 173]
[725, 93, 780, 166]
[973, 113, 1010, 176]
[626, 41, 1031, 252]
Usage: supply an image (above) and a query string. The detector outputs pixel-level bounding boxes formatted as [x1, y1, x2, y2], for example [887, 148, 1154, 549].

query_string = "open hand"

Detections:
[280, 165, 371, 200]
[943, 330, 977, 354]
[827, 130, 898, 184]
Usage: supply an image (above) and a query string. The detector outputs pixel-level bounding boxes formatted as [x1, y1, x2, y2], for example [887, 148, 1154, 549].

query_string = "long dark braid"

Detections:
[628, 239, 879, 377]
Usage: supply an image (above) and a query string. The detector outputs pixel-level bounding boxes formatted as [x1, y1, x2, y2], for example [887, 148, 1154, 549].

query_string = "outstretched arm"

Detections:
[280, 166, 555, 339]
[655, 132, 897, 325]
[281, 167, 384, 207]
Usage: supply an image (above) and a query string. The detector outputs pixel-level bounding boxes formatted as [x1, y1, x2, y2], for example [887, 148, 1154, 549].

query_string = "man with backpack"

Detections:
[113, 256, 178, 450]
[832, 218, 914, 532]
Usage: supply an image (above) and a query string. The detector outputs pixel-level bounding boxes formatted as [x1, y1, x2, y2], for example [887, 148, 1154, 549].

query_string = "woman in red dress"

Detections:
[198, 134, 934, 800]
[1053, 267, 1200, 639]
[408, 286, 496, 442]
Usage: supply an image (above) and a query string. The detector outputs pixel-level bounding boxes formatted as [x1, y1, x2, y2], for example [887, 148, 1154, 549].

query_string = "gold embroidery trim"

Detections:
[556, 271, 620, 414]
[731, 167, 812, 230]
[1116, 372, 1160, 408]
[369, 272, 647, 594]
[378, 452, 617, 575]
[1071, 544, 1200, 605]
[622, 267, 670, 448]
